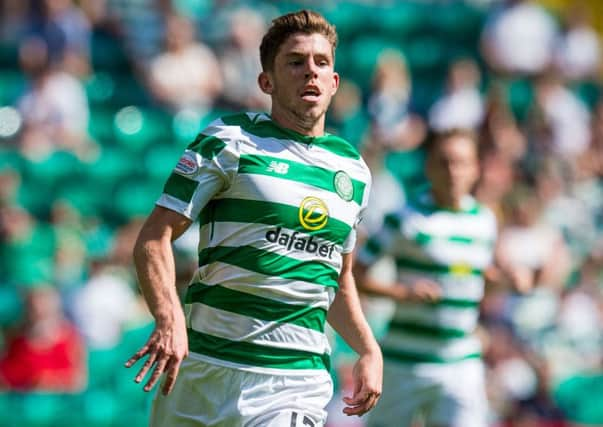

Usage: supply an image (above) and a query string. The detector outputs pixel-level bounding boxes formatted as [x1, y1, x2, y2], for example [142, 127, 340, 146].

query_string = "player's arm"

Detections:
[126, 206, 192, 395]
[327, 253, 382, 417]
[353, 257, 441, 303]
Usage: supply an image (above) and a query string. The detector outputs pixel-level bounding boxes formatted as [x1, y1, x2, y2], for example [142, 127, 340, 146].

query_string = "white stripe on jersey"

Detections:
[187, 303, 330, 354]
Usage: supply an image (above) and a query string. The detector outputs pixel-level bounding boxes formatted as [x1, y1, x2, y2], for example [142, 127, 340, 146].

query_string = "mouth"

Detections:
[300, 85, 322, 102]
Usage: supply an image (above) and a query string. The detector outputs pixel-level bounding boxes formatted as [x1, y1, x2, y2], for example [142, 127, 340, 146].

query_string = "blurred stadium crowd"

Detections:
[1, 0, 603, 426]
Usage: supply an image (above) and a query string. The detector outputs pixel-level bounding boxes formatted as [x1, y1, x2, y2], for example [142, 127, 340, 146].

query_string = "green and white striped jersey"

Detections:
[156, 112, 372, 374]
[357, 193, 497, 364]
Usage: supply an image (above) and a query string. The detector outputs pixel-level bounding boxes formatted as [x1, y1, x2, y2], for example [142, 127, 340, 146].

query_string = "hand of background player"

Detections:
[342, 350, 383, 417]
[392, 279, 442, 303]
[124, 314, 189, 395]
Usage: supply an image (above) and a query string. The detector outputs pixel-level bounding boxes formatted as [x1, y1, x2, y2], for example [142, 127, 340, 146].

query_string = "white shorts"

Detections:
[366, 358, 488, 427]
[150, 356, 333, 427]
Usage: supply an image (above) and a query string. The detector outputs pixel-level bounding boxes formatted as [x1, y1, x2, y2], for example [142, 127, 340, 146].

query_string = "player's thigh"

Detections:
[242, 372, 333, 427]
[366, 362, 433, 427]
[427, 359, 488, 427]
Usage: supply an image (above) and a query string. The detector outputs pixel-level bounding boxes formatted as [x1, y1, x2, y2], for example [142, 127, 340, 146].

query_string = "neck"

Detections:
[431, 189, 465, 211]
[270, 106, 325, 137]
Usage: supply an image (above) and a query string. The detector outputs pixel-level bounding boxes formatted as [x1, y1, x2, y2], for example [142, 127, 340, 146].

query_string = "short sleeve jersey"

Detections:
[157, 112, 372, 374]
[357, 193, 497, 364]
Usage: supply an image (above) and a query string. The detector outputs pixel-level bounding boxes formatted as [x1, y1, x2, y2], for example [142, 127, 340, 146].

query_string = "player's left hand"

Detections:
[342, 349, 383, 417]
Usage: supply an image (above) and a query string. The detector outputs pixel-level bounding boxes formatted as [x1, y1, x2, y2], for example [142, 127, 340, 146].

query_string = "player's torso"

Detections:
[196, 125, 368, 291]
[184, 114, 370, 373]
[382, 197, 496, 364]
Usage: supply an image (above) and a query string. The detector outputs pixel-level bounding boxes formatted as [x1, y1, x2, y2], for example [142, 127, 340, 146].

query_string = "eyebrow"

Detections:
[283, 52, 332, 62]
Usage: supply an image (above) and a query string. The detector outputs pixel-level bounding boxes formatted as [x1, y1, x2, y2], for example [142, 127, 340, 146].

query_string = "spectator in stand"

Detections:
[71, 259, 146, 349]
[148, 13, 223, 112]
[429, 58, 485, 131]
[554, 4, 601, 82]
[479, 84, 527, 162]
[17, 36, 90, 158]
[26, 0, 92, 77]
[529, 72, 591, 159]
[367, 49, 425, 150]
[0, 284, 86, 392]
[219, 8, 270, 111]
[481, 0, 558, 76]
[497, 186, 571, 294]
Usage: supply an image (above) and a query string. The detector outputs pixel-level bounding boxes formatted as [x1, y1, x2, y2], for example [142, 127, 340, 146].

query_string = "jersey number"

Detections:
[290, 411, 315, 427]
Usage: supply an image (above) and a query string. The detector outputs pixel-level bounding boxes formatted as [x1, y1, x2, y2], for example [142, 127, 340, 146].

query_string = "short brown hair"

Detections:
[259, 10, 338, 71]
[424, 128, 479, 155]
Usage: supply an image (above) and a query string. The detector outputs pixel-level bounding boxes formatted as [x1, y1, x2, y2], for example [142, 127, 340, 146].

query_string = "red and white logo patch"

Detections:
[174, 152, 199, 176]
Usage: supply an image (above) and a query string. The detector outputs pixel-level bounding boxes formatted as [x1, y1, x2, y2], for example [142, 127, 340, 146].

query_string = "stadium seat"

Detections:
[21, 150, 81, 192]
[91, 30, 131, 73]
[0, 148, 22, 171]
[53, 175, 112, 218]
[429, 2, 484, 42]
[85, 145, 134, 183]
[81, 389, 120, 427]
[111, 74, 151, 107]
[554, 373, 603, 424]
[406, 36, 446, 72]
[571, 80, 600, 111]
[343, 37, 402, 91]
[85, 72, 116, 106]
[111, 176, 162, 222]
[373, 2, 427, 40]
[0, 70, 26, 105]
[88, 347, 124, 390]
[0, 285, 23, 327]
[143, 142, 182, 182]
[89, 106, 117, 143]
[0, 40, 18, 68]
[506, 78, 534, 123]
[18, 392, 66, 427]
[113, 106, 171, 153]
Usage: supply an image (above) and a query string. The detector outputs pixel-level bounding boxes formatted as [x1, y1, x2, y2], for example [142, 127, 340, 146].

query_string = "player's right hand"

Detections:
[406, 279, 442, 303]
[124, 316, 189, 395]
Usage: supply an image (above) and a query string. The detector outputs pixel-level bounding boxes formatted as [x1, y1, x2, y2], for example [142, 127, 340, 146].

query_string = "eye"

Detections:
[289, 60, 302, 66]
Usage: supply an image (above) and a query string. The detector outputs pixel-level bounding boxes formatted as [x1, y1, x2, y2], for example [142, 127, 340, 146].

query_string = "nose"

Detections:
[304, 58, 319, 79]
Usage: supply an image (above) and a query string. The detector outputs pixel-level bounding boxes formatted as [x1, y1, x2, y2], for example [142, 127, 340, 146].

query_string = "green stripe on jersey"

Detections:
[238, 155, 366, 205]
[436, 298, 481, 308]
[414, 198, 482, 216]
[388, 319, 469, 339]
[382, 348, 481, 364]
[186, 282, 327, 332]
[395, 257, 483, 277]
[414, 231, 494, 247]
[198, 198, 351, 245]
[220, 113, 360, 160]
[163, 173, 198, 203]
[188, 328, 330, 370]
[187, 134, 226, 159]
[198, 246, 339, 288]
[364, 237, 382, 255]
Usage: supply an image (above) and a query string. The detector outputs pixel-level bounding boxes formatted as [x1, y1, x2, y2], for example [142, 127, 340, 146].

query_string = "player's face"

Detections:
[259, 33, 339, 133]
[427, 135, 479, 201]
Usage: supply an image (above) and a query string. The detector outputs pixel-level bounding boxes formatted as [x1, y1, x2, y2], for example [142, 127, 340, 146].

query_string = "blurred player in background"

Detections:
[126, 9, 382, 427]
[355, 129, 528, 427]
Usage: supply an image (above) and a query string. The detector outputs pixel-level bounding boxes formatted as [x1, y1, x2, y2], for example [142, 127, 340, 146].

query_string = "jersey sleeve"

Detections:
[156, 119, 240, 220]
[342, 165, 372, 254]
[356, 210, 402, 266]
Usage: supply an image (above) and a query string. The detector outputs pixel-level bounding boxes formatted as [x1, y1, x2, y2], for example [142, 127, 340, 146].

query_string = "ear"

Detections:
[258, 72, 274, 95]
[330, 72, 340, 96]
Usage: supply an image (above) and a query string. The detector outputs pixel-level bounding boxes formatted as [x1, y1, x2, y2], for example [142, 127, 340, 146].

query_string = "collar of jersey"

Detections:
[256, 113, 331, 144]
[418, 191, 479, 214]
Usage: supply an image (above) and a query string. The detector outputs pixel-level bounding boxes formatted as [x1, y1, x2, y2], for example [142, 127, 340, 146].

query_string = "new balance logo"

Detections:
[266, 161, 289, 174]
